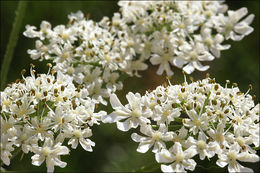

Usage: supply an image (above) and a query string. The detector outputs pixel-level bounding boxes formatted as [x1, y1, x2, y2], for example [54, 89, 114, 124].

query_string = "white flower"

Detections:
[107, 75, 259, 172]
[216, 143, 259, 173]
[66, 127, 95, 152]
[216, 7, 255, 41]
[179, 42, 214, 74]
[150, 51, 174, 76]
[0, 134, 15, 166]
[155, 142, 197, 173]
[102, 93, 151, 131]
[131, 124, 172, 153]
[0, 66, 106, 170]
[187, 132, 215, 160]
[31, 138, 69, 173]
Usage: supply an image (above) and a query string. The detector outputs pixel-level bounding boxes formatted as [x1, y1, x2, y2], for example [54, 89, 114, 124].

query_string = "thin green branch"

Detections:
[1, 1, 27, 90]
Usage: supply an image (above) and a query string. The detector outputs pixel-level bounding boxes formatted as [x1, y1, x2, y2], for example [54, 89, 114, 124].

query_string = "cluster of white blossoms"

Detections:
[100, 1, 255, 76]
[0, 65, 106, 172]
[23, 11, 144, 105]
[23, 1, 255, 103]
[103, 74, 259, 172]
[3, 1, 258, 172]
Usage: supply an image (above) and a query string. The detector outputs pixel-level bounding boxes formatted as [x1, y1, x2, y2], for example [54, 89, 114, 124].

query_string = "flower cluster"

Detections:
[103, 75, 259, 172]
[0, 65, 106, 172]
[100, 1, 254, 76]
[23, 11, 142, 105]
[3, 1, 258, 172]
[23, 1, 255, 103]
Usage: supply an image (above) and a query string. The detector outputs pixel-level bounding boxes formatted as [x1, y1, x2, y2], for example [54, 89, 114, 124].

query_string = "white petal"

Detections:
[79, 138, 94, 152]
[157, 64, 165, 75]
[184, 146, 198, 159]
[53, 157, 67, 168]
[173, 57, 185, 68]
[46, 159, 55, 173]
[192, 61, 209, 71]
[235, 7, 248, 21]
[230, 31, 243, 41]
[161, 164, 174, 172]
[137, 142, 153, 153]
[126, 92, 138, 109]
[31, 154, 45, 166]
[183, 63, 195, 74]
[164, 63, 174, 76]
[131, 133, 147, 142]
[183, 159, 196, 171]
[110, 94, 124, 109]
[54, 146, 69, 155]
[172, 142, 182, 154]
[240, 165, 253, 173]
[102, 112, 127, 123]
[238, 152, 259, 163]
[150, 55, 161, 65]
[235, 24, 254, 36]
[228, 163, 240, 172]
[155, 149, 174, 163]
[216, 159, 228, 168]
[116, 119, 131, 131]
[243, 14, 255, 25]
[68, 138, 78, 149]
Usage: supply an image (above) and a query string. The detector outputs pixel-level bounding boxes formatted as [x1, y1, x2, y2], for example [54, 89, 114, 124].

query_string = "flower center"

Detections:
[104, 55, 111, 62]
[67, 67, 75, 75]
[226, 23, 233, 31]
[40, 45, 48, 52]
[205, 37, 213, 46]
[42, 147, 51, 156]
[152, 131, 162, 141]
[2, 123, 12, 132]
[149, 101, 157, 110]
[228, 151, 237, 162]
[56, 96, 63, 102]
[216, 133, 224, 143]
[35, 92, 42, 99]
[235, 116, 242, 124]
[18, 108, 27, 117]
[37, 124, 44, 133]
[189, 51, 197, 60]
[163, 53, 170, 61]
[193, 118, 201, 127]
[163, 110, 171, 117]
[236, 137, 245, 147]
[132, 109, 141, 118]
[57, 116, 63, 124]
[73, 130, 82, 138]
[3, 99, 11, 106]
[61, 33, 69, 40]
[175, 152, 184, 162]
[62, 52, 70, 59]
[20, 133, 27, 141]
[179, 23, 185, 29]
[197, 140, 207, 150]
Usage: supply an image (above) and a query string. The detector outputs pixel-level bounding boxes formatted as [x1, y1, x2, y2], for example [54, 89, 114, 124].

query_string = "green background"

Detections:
[1, 1, 259, 172]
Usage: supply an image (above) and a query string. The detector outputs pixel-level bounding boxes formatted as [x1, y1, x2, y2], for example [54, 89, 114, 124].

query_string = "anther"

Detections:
[21, 69, 26, 76]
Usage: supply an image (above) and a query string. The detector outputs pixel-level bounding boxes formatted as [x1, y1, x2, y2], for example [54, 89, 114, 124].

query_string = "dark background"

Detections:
[1, 1, 259, 172]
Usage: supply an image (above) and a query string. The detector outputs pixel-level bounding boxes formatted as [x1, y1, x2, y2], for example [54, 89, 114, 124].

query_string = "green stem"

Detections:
[253, 146, 260, 150]
[202, 91, 211, 113]
[0, 1, 27, 90]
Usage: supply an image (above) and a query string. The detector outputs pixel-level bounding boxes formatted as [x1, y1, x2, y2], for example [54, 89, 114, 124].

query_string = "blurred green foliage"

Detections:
[0, 0, 259, 172]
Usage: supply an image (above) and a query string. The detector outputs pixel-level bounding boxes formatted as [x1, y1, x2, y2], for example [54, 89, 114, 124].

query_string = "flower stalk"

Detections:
[1, 1, 27, 90]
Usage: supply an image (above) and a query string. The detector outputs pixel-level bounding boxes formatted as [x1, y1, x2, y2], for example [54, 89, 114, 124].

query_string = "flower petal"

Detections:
[116, 119, 131, 131]
[137, 141, 153, 153]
